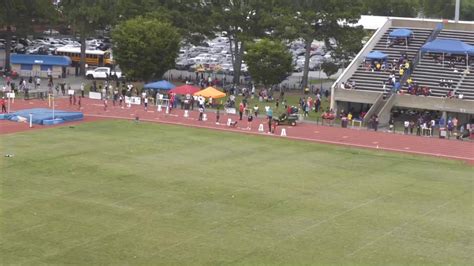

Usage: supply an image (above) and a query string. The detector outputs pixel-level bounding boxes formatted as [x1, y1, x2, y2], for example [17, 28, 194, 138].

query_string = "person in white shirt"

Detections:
[404, 121, 409, 134]
[80, 83, 85, 97]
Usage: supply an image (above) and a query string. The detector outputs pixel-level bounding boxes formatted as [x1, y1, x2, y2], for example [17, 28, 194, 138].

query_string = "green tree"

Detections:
[362, 0, 420, 17]
[208, 0, 272, 85]
[116, 0, 212, 44]
[321, 61, 339, 78]
[59, 0, 116, 75]
[273, 0, 363, 90]
[112, 17, 181, 82]
[0, 0, 54, 70]
[327, 26, 366, 68]
[244, 39, 293, 87]
[419, 0, 474, 20]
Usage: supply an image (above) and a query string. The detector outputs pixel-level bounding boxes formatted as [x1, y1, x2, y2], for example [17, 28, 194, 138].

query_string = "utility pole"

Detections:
[455, 0, 460, 22]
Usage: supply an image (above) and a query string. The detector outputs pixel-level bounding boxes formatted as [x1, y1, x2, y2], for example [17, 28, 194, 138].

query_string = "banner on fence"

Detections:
[89, 92, 102, 100]
[125, 96, 141, 105]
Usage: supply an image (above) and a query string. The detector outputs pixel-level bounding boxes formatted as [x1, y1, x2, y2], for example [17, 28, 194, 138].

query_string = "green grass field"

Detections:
[1, 120, 472, 265]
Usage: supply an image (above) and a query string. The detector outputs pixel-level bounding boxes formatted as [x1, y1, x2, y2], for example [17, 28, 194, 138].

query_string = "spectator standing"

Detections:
[1, 97, 6, 113]
[430, 119, 436, 136]
[409, 121, 415, 134]
[266, 107, 273, 133]
[80, 83, 85, 98]
[253, 105, 259, 118]
[247, 113, 253, 130]
[35, 76, 41, 89]
[373, 115, 379, 131]
[452, 117, 458, 131]
[103, 97, 108, 111]
[404, 120, 409, 134]
[198, 106, 204, 121]
[239, 102, 244, 120]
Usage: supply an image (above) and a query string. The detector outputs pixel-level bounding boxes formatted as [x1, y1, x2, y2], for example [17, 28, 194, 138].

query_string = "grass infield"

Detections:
[1, 120, 472, 264]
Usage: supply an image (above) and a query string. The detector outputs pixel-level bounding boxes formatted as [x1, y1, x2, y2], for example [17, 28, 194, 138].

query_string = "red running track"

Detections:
[1, 98, 473, 164]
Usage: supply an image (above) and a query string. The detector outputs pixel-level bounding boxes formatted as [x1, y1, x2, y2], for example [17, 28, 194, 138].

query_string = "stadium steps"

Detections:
[437, 29, 474, 45]
[347, 27, 432, 95]
[404, 29, 474, 100]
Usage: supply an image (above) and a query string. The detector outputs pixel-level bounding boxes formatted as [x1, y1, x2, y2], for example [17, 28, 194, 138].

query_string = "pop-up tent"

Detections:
[193, 87, 226, 98]
[365, 51, 388, 61]
[388, 28, 413, 49]
[169, 84, 201, 95]
[421, 38, 474, 55]
[144, 80, 176, 90]
[421, 38, 474, 69]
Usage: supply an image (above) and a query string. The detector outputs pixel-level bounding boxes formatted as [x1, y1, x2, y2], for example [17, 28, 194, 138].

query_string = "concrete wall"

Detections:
[391, 18, 474, 31]
[333, 88, 381, 104]
[395, 94, 474, 114]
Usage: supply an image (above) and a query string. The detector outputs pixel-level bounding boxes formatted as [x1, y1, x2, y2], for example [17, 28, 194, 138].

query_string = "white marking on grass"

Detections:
[4, 223, 47, 236]
[346, 199, 454, 257]
[226, 183, 418, 264]
[22, 222, 142, 264]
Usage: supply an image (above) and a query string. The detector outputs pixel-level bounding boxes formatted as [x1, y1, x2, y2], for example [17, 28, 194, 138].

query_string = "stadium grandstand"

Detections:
[332, 17, 474, 128]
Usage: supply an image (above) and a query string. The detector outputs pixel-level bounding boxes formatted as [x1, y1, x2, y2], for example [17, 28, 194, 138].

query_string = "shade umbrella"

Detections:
[143, 80, 176, 90]
[169, 84, 201, 95]
[193, 87, 226, 99]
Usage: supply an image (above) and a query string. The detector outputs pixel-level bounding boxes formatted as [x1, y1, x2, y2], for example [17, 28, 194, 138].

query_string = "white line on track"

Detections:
[84, 114, 474, 162]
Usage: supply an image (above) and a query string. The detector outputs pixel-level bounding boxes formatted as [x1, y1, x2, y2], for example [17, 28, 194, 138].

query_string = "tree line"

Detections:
[1, 0, 472, 88]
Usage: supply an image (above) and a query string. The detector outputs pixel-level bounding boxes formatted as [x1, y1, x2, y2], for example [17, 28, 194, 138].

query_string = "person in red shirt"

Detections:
[1, 97, 6, 113]
[239, 102, 244, 120]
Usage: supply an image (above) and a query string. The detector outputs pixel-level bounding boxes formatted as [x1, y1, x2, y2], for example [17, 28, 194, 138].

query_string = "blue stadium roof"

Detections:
[10, 54, 72, 66]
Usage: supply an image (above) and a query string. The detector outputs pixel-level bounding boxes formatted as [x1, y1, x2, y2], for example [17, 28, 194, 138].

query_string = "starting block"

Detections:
[258, 124, 264, 132]
[184, 110, 189, 118]
[280, 128, 287, 137]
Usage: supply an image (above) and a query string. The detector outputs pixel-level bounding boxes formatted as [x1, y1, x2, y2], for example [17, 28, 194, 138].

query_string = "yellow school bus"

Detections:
[55, 47, 114, 67]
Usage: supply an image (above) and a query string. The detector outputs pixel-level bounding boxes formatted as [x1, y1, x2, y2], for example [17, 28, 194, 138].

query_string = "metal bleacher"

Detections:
[349, 27, 432, 94]
[408, 29, 474, 100]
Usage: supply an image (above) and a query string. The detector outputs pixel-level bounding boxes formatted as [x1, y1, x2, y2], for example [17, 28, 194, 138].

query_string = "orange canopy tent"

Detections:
[193, 87, 226, 99]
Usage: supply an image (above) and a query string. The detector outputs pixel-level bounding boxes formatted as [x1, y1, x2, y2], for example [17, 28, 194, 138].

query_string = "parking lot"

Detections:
[1, 32, 341, 91]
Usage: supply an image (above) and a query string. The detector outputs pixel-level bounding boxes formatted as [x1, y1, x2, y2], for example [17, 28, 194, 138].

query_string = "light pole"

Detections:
[455, 0, 461, 22]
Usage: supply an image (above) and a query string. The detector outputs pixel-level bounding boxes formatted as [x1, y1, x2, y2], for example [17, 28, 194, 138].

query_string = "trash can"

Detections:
[439, 128, 446, 139]
[341, 117, 348, 128]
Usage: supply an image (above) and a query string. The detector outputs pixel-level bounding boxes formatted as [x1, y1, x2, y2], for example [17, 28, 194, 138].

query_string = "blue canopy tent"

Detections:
[421, 38, 474, 69]
[143, 80, 176, 90]
[388, 28, 413, 49]
[365, 51, 389, 61]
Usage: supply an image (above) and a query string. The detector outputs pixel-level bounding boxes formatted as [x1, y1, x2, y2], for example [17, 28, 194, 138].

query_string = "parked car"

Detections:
[86, 67, 123, 79]
[43, 29, 60, 35]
